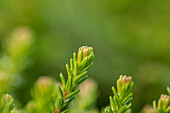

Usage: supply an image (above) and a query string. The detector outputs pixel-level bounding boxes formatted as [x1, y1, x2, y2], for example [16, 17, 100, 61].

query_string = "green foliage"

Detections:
[0, 27, 33, 93]
[0, 74, 8, 96]
[153, 87, 170, 113]
[0, 45, 95, 113]
[25, 77, 56, 113]
[0, 94, 14, 113]
[53, 46, 95, 113]
[0, 27, 33, 113]
[104, 75, 134, 113]
[1, 0, 170, 112]
[69, 78, 99, 113]
[23, 46, 95, 113]
[0, 43, 170, 113]
[0, 27, 33, 76]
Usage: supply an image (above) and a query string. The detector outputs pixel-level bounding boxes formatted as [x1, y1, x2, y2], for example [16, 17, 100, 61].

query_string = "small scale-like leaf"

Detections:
[63, 96, 75, 108]
[66, 77, 72, 91]
[125, 82, 134, 96]
[165, 106, 170, 112]
[73, 61, 78, 76]
[112, 87, 119, 100]
[60, 73, 66, 91]
[70, 58, 73, 71]
[124, 97, 133, 105]
[104, 106, 112, 113]
[56, 97, 64, 110]
[79, 62, 93, 74]
[60, 109, 69, 113]
[114, 96, 120, 110]
[120, 86, 125, 101]
[77, 48, 83, 65]
[65, 89, 80, 100]
[66, 64, 73, 78]
[73, 71, 87, 83]
[57, 85, 63, 99]
[167, 87, 170, 95]
[87, 52, 94, 65]
[126, 103, 132, 109]
[153, 100, 157, 109]
[73, 75, 88, 88]
[122, 93, 133, 104]
[73, 52, 76, 63]
[78, 57, 88, 70]
[117, 79, 122, 94]
[118, 105, 127, 113]
[109, 96, 116, 112]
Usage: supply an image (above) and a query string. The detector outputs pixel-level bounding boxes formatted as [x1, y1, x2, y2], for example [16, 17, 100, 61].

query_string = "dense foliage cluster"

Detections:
[153, 87, 170, 113]
[1, 0, 170, 112]
[0, 42, 169, 113]
[104, 75, 134, 113]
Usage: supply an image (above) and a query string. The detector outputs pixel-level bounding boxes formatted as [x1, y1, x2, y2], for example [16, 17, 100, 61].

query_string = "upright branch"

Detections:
[54, 46, 95, 113]
[153, 87, 170, 113]
[0, 94, 14, 113]
[104, 75, 134, 113]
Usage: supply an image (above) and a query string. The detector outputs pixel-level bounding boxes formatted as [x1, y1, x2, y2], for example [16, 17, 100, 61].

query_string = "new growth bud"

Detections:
[117, 75, 133, 95]
[77, 46, 94, 66]
[1, 94, 14, 113]
[54, 46, 95, 113]
[153, 87, 170, 113]
[106, 75, 134, 113]
[120, 76, 132, 86]
[158, 94, 170, 110]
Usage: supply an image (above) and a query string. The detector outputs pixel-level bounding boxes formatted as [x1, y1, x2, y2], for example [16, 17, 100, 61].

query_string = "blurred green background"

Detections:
[0, 0, 170, 112]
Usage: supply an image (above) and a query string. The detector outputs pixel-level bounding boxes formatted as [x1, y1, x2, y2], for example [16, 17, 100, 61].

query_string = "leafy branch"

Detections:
[53, 46, 95, 113]
[0, 94, 14, 113]
[24, 46, 95, 113]
[104, 75, 134, 113]
[1, 43, 170, 113]
[153, 87, 170, 113]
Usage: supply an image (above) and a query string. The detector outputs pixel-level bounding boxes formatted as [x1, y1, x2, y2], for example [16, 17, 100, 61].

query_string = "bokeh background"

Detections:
[0, 0, 170, 112]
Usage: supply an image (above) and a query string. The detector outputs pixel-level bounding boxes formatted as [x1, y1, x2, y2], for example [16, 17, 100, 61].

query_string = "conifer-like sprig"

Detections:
[0, 94, 14, 113]
[54, 46, 95, 113]
[104, 75, 134, 113]
[153, 87, 170, 113]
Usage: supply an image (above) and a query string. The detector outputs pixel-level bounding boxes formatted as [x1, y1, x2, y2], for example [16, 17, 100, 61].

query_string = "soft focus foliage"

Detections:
[0, 42, 169, 113]
[69, 78, 99, 113]
[25, 77, 56, 113]
[0, 46, 95, 113]
[0, 0, 170, 112]
[0, 27, 32, 109]
[0, 94, 14, 113]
